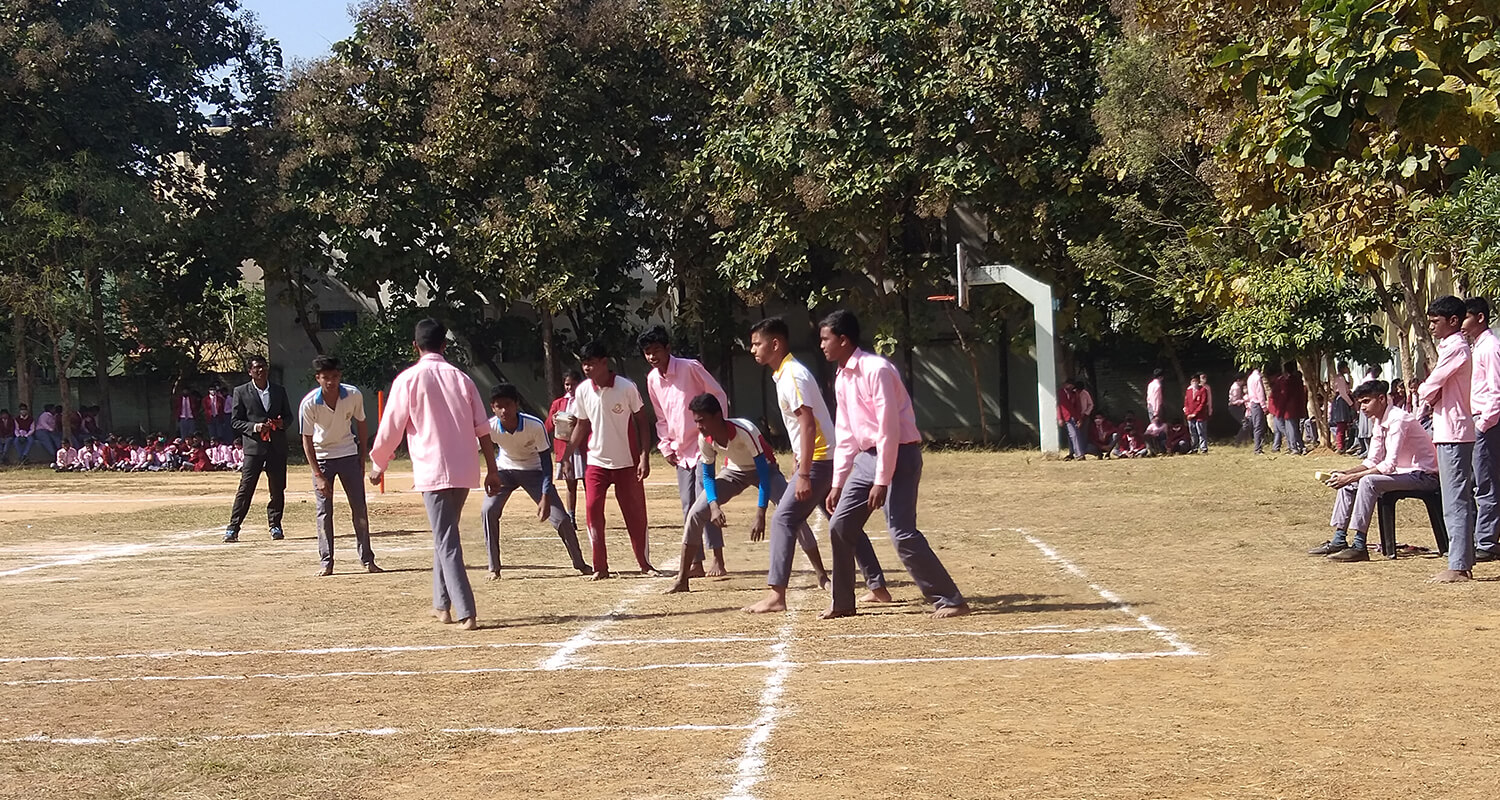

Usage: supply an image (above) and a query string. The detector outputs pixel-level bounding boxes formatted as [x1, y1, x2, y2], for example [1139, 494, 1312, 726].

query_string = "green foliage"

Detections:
[1207, 257, 1387, 368]
[1412, 168, 1500, 295]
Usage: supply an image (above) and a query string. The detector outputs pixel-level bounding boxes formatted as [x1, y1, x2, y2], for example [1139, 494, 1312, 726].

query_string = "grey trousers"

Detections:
[1473, 424, 1500, 556]
[1277, 417, 1305, 454]
[1329, 470, 1439, 544]
[313, 454, 374, 568]
[1437, 442, 1478, 571]
[769, 459, 886, 590]
[829, 445, 964, 612]
[423, 488, 476, 621]
[678, 464, 723, 560]
[480, 469, 589, 573]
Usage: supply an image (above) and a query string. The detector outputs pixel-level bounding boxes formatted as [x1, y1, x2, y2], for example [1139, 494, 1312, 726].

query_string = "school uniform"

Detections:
[545, 393, 584, 481]
[767, 355, 886, 591]
[1419, 331, 1478, 571]
[480, 413, 589, 573]
[575, 374, 652, 574]
[828, 349, 965, 614]
[647, 356, 728, 562]
[12, 413, 34, 462]
[681, 418, 796, 557]
[1328, 405, 1440, 550]
[1470, 327, 1500, 559]
[298, 383, 376, 570]
[370, 353, 492, 622]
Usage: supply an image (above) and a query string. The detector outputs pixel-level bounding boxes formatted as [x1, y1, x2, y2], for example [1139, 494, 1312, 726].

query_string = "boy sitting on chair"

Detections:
[1308, 379, 1439, 562]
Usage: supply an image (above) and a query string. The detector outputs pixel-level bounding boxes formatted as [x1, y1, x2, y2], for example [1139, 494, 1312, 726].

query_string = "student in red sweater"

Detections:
[544, 370, 586, 524]
[1183, 374, 1212, 454]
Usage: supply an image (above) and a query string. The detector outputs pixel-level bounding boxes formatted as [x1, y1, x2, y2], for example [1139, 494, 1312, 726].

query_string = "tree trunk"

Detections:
[944, 303, 988, 445]
[1298, 353, 1330, 451]
[541, 306, 559, 399]
[86, 263, 114, 431]
[49, 335, 73, 444]
[11, 311, 32, 408]
[1162, 336, 1188, 398]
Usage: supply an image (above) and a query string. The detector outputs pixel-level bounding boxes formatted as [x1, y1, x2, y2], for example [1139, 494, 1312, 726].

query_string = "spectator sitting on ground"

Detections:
[53, 442, 78, 471]
[1090, 415, 1119, 459]
[1145, 415, 1169, 456]
[1165, 418, 1193, 454]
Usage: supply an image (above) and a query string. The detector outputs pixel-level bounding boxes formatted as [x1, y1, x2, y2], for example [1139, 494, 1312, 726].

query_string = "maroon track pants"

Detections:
[583, 465, 651, 573]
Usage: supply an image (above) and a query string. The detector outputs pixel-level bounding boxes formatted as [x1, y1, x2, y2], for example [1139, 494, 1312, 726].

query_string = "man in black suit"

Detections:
[224, 355, 293, 543]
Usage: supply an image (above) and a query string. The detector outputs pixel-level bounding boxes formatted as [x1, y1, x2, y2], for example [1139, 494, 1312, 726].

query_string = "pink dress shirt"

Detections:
[1146, 379, 1163, 419]
[646, 356, 727, 468]
[1470, 328, 1500, 433]
[1247, 370, 1266, 406]
[369, 353, 491, 492]
[1362, 404, 1439, 474]
[832, 349, 921, 488]
[1417, 331, 1475, 444]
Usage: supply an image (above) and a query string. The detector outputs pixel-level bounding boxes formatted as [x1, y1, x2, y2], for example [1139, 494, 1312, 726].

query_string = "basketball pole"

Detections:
[376, 390, 385, 494]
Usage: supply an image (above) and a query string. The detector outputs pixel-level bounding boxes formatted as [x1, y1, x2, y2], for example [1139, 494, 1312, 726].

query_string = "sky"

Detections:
[238, 0, 357, 67]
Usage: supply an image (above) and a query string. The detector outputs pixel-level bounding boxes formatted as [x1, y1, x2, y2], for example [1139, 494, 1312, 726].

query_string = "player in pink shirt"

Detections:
[819, 310, 969, 619]
[1310, 380, 1441, 561]
[640, 325, 731, 577]
[369, 319, 503, 630]
[1419, 295, 1478, 582]
[1464, 297, 1500, 562]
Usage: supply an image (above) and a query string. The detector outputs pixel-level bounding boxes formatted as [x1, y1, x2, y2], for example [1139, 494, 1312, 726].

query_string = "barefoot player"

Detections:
[565, 341, 660, 580]
[819, 310, 971, 619]
[665, 394, 810, 594]
[481, 383, 592, 579]
[368, 319, 502, 631]
[743, 317, 892, 613]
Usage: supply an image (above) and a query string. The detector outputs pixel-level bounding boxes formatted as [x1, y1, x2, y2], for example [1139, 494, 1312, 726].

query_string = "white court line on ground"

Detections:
[0, 529, 218, 578]
[0, 722, 755, 747]
[0, 626, 1153, 666]
[1017, 529, 1200, 656]
[541, 580, 659, 670]
[724, 609, 797, 800]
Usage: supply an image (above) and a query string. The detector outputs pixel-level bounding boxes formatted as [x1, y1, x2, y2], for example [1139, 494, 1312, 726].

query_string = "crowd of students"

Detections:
[0, 403, 105, 465]
[1058, 372, 1215, 459]
[50, 435, 245, 473]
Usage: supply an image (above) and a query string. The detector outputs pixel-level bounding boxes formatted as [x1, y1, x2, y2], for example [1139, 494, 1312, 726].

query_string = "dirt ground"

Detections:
[1, 448, 1498, 800]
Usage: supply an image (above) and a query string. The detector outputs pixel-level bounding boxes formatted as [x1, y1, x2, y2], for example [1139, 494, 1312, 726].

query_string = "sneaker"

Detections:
[222, 529, 239, 543]
[270, 527, 284, 541]
[1476, 549, 1499, 563]
[1307, 541, 1346, 555]
[1328, 547, 1370, 562]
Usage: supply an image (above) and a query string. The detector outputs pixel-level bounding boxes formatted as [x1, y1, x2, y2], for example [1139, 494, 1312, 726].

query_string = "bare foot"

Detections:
[743, 590, 788, 613]
[458, 617, 478, 631]
[819, 606, 856, 620]
[641, 566, 668, 577]
[687, 563, 706, 578]
[314, 566, 333, 577]
[1430, 569, 1473, 583]
[933, 603, 972, 619]
[588, 571, 613, 582]
[433, 608, 454, 624]
[664, 581, 690, 594]
[816, 572, 831, 591]
[706, 557, 728, 578]
[487, 570, 500, 581]
[861, 587, 895, 604]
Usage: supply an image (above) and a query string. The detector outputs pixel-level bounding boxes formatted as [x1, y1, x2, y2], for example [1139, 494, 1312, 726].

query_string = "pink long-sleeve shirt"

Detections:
[1247, 369, 1266, 406]
[1417, 331, 1475, 444]
[1146, 378, 1163, 419]
[1362, 404, 1439, 475]
[646, 355, 727, 469]
[369, 353, 492, 492]
[832, 349, 921, 488]
[1470, 328, 1500, 434]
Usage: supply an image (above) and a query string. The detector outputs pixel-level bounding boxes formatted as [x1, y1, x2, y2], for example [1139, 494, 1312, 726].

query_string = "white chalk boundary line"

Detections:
[1, 722, 754, 747]
[0, 625, 1155, 666]
[1016, 528, 1199, 657]
[0, 529, 220, 578]
[724, 606, 798, 800]
[541, 580, 656, 670]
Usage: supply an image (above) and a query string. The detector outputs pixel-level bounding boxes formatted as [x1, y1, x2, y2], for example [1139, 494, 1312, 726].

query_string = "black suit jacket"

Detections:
[231, 381, 292, 457]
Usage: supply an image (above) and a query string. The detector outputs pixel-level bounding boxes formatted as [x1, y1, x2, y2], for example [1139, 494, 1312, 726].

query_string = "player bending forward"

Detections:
[666, 394, 824, 594]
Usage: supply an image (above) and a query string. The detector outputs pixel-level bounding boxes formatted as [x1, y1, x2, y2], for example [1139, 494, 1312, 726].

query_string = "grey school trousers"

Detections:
[313, 454, 375, 568]
[424, 488, 476, 621]
[1328, 470, 1439, 543]
[480, 469, 589, 573]
[829, 445, 965, 612]
[1437, 442, 1478, 571]
[678, 464, 723, 561]
[768, 460, 886, 590]
[1472, 424, 1500, 556]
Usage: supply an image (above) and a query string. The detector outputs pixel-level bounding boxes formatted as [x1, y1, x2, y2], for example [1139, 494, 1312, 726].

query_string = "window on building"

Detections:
[318, 310, 359, 331]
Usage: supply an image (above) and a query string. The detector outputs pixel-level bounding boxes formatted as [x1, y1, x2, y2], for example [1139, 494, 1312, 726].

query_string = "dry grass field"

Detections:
[1, 447, 1498, 800]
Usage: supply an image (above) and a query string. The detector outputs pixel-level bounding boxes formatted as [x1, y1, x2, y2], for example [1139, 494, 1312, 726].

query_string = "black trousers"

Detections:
[228, 448, 287, 532]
